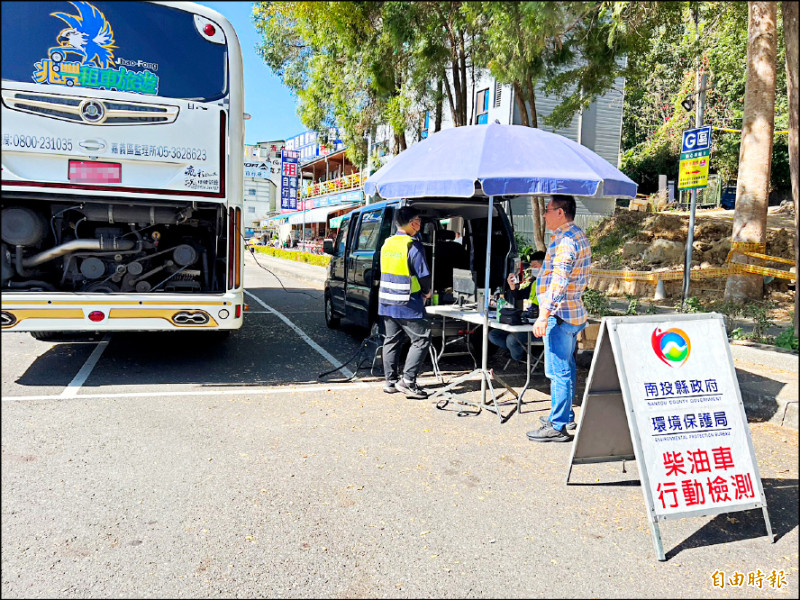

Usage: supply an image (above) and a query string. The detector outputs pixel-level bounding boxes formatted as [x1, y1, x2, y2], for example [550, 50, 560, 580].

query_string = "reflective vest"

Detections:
[379, 234, 421, 305]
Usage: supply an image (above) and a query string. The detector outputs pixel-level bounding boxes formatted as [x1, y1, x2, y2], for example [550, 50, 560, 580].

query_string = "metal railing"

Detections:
[300, 172, 366, 199]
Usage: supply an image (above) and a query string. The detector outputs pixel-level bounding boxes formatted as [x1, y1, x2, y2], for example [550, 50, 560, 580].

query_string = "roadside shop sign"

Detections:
[280, 149, 300, 211]
[566, 313, 773, 561]
[678, 125, 712, 191]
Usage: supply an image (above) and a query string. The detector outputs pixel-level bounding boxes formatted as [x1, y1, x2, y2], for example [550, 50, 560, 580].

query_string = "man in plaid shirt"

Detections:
[527, 195, 591, 443]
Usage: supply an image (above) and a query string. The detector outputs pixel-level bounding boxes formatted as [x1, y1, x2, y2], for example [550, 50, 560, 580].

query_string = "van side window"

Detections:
[354, 211, 382, 251]
[335, 218, 351, 256]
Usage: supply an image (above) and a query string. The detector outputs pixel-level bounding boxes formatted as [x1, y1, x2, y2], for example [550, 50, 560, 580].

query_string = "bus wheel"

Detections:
[324, 292, 340, 329]
[30, 331, 64, 341]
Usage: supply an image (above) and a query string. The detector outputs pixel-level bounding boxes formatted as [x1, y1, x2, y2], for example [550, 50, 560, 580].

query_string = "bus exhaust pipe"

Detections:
[20, 238, 135, 269]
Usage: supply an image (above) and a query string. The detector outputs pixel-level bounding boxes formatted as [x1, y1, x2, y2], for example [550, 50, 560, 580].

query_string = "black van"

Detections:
[322, 198, 519, 331]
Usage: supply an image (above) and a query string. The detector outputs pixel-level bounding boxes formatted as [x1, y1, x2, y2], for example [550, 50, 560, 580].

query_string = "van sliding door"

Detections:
[346, 208, 384, 328]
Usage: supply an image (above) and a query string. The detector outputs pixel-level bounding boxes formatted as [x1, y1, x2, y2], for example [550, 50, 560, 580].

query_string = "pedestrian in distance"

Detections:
[527, 195, 591, 442]
[378, 206, 433, 399]
[488, 251, 546, 364]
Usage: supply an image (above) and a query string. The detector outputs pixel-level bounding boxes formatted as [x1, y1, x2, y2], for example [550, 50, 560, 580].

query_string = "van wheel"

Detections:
[324, 293, 340, 328]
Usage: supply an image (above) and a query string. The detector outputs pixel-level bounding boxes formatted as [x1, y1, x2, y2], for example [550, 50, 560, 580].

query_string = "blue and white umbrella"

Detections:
[364, 122, 637, 200]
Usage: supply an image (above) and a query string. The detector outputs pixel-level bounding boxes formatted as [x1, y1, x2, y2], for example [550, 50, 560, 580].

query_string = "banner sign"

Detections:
[244, 161, 272, 180]
[280, 150, 300, 211]
[567, 314, 772, 561]
[678, 126, 712, 190]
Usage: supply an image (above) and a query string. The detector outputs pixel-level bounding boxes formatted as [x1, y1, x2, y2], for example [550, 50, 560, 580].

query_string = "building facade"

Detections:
[243, 140, 285, 235]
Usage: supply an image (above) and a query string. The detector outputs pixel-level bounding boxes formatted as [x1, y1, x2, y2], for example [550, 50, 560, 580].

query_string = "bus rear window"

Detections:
[1, 1, 228, 101]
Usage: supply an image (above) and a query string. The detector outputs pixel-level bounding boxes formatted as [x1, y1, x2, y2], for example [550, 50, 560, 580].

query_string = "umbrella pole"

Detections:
[480, 196, 493, 404]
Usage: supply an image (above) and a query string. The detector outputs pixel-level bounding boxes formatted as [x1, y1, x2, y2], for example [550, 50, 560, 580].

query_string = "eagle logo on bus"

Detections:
[49, 1, 117, 68]
[651, 327, 691, 368]
[31, 1, 159, 95]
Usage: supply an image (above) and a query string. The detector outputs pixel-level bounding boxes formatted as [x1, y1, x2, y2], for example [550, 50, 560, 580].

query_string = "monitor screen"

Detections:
[452, 268, 477, 305]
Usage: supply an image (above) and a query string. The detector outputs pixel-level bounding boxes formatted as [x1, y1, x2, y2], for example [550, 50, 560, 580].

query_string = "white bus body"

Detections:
[1, 1, 245, 336]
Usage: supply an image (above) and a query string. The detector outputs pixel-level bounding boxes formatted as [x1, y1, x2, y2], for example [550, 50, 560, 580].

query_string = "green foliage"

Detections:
[254, 246, 331, 267]
[624, 294, 639, 316]
[774, 328, 799, 351]
[586, 215, 640, 263]
[619, 1, 790, 195]
[514, 232, 533, 262]
[742, 301, 775, 342]
[677, 296, 704, 314]
[583, 288, 612, 317]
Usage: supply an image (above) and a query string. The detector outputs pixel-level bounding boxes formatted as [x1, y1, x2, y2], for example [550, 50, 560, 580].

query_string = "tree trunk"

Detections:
[724, 2, 778, 303]
[782, 0, 799, 336]
[513, 82, 529, 127]
[526, 73, 539, 128]
[451, 45, 463, 126]
[434, 77, 443, 133]
[441, 68, 456, 128]
[458, 38, 468, 125]
[530, 196, 547, 252]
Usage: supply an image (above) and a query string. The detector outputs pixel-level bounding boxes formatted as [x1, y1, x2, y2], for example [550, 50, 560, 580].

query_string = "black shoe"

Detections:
[539, 416, 577, 431]
[383, 381, 399, 394]
[527, 421, 572, 443]
[395, 379, 428, 399]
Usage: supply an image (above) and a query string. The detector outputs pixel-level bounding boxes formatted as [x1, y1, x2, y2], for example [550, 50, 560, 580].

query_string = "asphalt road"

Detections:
[1, 252, 797, 598]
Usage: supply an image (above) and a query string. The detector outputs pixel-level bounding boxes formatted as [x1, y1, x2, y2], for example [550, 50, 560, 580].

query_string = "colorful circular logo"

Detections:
[651, 327, 691, 368]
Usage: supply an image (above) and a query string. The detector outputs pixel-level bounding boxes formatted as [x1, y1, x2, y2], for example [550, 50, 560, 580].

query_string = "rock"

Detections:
[621, 241, 650, 260]
[642, 239, 685, 265]
[705, 238, 732, 264]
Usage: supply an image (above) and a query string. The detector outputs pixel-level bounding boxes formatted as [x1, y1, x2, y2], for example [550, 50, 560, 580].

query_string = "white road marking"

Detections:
[3, 382, 373, 403]
[59, 334, 111, 398]
[244, 290, 365, 384]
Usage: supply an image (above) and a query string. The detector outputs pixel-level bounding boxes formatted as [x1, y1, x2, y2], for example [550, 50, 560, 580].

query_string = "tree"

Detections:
[782, 0, 798, 335]
[724, 2, 779, 304]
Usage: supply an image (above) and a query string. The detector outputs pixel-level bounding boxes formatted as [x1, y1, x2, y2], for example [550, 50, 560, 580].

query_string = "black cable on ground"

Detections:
[316, 331, 383, 383]
[241, 233, 383, 384]
[240, 233, 319, 300]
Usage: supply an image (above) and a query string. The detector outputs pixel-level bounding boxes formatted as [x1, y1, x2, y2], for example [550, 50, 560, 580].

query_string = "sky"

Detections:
[197, 2, 306, 144]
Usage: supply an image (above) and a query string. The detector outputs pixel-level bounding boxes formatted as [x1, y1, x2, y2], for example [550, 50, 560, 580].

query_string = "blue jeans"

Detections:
[488, 329, 528, 362]
[543, 316, 585, 432]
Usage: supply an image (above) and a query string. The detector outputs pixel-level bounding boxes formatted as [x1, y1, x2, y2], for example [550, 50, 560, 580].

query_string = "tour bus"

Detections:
[0, 1, 245, 339]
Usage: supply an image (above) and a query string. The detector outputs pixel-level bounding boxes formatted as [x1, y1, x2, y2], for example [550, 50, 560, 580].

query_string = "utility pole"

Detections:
[681, 9, 707, 309]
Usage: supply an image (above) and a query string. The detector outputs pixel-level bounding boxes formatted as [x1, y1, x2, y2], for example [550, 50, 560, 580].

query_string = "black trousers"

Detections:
[382, 316, 431, 384]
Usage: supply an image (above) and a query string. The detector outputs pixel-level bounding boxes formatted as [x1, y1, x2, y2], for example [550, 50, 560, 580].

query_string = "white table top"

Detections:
[426, 304, 541, 336]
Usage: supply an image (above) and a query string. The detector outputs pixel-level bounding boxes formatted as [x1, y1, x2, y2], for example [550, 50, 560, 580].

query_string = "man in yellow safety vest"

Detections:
[378, 206, 433, 399]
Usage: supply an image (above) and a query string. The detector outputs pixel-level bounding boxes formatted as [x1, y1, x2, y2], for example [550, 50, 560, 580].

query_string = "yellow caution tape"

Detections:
[590, 243, 796, 283]
[716, 127, 789, 135]
[731, 241, 766, 252]
[727, 262, 796, 280]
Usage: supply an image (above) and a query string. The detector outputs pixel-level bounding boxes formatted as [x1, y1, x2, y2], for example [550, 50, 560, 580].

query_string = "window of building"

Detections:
[248, 206, 256, 213]
[494, 80, 502, 108]
[476, 88, 489, 124]
[248, 188, 257, 196]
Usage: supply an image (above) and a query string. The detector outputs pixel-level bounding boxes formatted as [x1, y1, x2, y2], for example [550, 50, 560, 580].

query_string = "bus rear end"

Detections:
[1, 1, 245, 335]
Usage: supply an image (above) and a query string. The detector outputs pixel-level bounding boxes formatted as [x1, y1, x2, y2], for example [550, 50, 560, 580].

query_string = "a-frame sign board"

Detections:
[566, 313, 773, 561]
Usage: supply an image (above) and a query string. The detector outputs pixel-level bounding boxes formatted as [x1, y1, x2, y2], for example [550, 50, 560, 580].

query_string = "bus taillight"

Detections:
[235, 207, 241, 289]
[227, 207, 241, 289]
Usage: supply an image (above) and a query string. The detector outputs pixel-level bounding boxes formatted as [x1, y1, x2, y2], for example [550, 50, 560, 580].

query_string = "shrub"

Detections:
[254, 246, 331, 267]
[583, 288, 612, 317]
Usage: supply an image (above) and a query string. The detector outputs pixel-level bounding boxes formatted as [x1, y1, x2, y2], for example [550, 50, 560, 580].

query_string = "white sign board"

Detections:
[567, 314, 772, 561]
